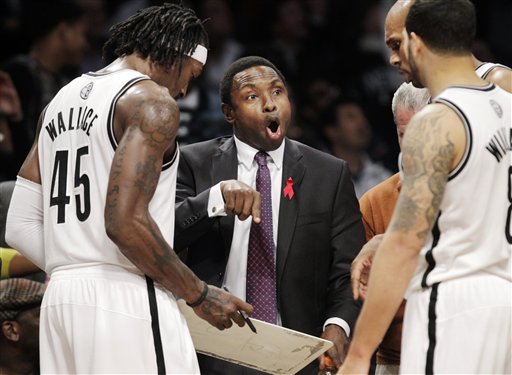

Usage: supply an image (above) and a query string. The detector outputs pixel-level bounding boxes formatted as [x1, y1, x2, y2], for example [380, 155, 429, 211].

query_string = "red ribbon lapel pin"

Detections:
[283, 177, 294, 200]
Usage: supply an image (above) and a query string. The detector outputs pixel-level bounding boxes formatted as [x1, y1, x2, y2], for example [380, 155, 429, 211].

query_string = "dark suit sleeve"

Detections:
[326, 161, 365, 330]
[174, 150, 218, 252]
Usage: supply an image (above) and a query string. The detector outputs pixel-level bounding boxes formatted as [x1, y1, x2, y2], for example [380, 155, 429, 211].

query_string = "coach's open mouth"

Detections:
[266, 118, 281, 140]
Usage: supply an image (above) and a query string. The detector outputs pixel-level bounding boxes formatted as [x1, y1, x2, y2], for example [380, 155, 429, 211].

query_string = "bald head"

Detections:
[385, 0, 415, 83]
[387, 0, 414, 23]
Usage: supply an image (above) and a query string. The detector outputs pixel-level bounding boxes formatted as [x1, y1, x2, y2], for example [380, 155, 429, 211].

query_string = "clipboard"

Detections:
[178, 300, 333, 374]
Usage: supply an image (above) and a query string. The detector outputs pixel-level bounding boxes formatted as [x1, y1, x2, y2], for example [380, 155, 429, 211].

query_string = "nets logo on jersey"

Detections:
[489, 99, 503, 118]
[80, 82, 94, 100]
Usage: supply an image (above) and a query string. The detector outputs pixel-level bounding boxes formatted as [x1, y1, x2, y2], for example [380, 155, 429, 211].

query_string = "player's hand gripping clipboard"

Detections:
[178, 300, 333, 374]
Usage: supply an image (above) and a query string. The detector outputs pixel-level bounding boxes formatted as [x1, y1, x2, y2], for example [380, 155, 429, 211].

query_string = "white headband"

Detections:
[186, 44, 208, 65]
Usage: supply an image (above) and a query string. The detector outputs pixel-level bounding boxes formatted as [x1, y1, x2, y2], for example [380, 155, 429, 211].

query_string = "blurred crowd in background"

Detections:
[1, 0, 510, 197]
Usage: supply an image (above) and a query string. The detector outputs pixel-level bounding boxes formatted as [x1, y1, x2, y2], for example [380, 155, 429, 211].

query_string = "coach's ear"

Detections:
[221, 103, 235, 125]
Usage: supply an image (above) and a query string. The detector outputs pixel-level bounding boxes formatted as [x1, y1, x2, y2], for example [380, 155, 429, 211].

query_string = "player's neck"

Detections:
[471, 54, 483, 69]
[99, 54, 152, 76]
[425, 55, 485, 98]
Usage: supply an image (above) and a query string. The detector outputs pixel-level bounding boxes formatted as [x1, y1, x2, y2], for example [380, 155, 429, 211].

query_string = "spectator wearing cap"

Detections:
[1, 0, 87, 181]
[0, 278, 45, 375]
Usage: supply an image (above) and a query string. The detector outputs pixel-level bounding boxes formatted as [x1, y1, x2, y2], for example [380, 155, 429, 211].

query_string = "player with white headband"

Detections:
[6, 3, 252, 374]
[188, 44, 208, 65]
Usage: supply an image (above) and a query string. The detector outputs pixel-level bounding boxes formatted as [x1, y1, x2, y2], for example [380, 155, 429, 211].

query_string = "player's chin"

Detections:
[400, 71, 412, 84]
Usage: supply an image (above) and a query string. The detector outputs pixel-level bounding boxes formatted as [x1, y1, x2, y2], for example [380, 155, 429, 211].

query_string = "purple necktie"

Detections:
[246, 151, 277, 324]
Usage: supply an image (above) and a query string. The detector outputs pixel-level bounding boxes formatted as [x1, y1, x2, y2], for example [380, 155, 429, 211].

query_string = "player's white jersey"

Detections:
[408, 83, 512, 291]
[474, 62, 512, 80]
[38, 69, 179, 274]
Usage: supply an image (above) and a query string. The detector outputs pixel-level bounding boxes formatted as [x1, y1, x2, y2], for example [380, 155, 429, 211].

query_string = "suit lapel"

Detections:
[212, 138, 238, 255]
[276, 138, 305, 282]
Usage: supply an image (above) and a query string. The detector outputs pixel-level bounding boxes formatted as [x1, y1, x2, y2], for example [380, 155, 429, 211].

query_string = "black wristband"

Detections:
[186, 281, 208, 307]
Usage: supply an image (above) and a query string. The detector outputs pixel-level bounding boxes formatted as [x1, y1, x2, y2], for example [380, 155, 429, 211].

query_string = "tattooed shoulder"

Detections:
[390, 105, 456, 240]
[111, 84, 180, 198]
[123, 83, 179, 150]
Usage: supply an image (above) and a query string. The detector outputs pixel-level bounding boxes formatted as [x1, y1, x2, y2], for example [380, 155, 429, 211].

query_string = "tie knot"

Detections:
[254, 151, 268, 166]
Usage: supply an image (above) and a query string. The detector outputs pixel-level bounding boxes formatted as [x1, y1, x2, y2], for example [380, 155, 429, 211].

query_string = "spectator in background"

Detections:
[324, 99, 392, 198]
[199, 0, 243, 117]
[291, 76, 340, 151]
[176, 0, 244, 145]
[354, 1, 403, 171]
[0, 278, 46, 375]
[1, 0, 87, 180]
[77, 0, 109, 73]
[246, 0, 309, 88]
[0, 0, 25, 63]
[304, 0, 329, 38]
[0, 72, 22, 182]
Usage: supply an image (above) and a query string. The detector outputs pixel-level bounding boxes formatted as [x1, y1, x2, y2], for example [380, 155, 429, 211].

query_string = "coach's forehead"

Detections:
[232, 66, 282, 91]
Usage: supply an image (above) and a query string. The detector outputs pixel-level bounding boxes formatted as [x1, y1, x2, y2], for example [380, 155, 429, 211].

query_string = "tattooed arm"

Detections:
[105, 81, 252, 330]
[337, 104, 466, 374]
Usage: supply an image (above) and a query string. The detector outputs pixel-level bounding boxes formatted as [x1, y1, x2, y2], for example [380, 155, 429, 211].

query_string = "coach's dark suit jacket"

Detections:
[175, 136, 364, 339]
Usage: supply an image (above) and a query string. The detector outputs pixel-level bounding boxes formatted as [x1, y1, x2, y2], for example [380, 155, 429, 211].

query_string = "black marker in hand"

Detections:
[223, 286, 257, 333]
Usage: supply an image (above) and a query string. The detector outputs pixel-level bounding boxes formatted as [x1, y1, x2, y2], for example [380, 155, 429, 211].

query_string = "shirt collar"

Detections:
[233, 135, 285, 171]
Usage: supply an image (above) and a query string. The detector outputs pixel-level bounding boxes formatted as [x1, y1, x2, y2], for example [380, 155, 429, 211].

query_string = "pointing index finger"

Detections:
[252, 191, 261, 223]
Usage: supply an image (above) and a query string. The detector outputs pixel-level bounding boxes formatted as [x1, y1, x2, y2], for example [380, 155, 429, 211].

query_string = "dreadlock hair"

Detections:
[220, 56, 286, 107]
[103, 3, 208, 71]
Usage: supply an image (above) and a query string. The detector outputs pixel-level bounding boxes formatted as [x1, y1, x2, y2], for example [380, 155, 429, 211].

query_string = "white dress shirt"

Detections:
[207, 136, 350, 336]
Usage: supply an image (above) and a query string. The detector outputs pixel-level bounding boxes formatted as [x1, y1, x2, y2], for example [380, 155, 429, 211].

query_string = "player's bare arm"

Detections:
[485, 67, 512, 93]
[105, 81, 252, 330]
[338, 104, 465, 374]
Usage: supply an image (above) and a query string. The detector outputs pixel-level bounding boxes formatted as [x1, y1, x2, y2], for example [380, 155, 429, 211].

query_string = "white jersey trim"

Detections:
[162, 144, 179, 171]
[433, 98, 473, 181]
[104, 76, 179, 172]
[421, 212, 442, 288]
[106, 76, 150, 151]
[475, 62, 512, 80]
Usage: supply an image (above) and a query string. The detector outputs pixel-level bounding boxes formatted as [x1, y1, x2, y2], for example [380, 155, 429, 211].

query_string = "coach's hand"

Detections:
[320, 325, 350, 370]
[192, 285, 254, 330]
[220, 180, 261, 223]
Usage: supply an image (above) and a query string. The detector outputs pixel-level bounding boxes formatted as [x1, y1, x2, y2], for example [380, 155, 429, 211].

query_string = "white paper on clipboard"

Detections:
[178, 300, 333, 374]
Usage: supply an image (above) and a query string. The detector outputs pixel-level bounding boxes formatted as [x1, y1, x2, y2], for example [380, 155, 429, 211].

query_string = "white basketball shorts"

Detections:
[401, 274, 511, 374]
[40, 264, 200, 374]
